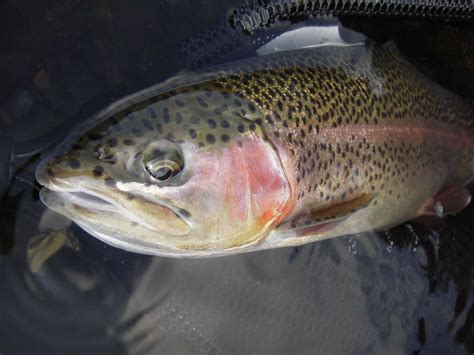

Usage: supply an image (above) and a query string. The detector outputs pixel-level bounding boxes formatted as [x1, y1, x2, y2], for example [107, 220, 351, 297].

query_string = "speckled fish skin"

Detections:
[35, 44, 474, 257]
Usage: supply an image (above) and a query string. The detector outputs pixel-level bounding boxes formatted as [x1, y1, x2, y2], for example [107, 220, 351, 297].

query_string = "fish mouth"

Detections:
[36, 159, 190, 235]
[57, 191, 117, 211]
[36, 163, 202, 255]
[41, 186, 189, 228]
[38, 187, 259, 258]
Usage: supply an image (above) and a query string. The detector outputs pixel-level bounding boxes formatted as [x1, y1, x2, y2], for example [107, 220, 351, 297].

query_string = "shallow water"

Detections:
[1, 1, 473, 354]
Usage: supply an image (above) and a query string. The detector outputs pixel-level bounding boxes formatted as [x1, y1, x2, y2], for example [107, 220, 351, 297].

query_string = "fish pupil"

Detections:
[154, 167, 173, 181]
[145, 162, 178, 182]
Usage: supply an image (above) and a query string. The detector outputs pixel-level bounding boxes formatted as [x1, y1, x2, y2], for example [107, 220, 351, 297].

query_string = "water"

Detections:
[1, 1, 473, 354]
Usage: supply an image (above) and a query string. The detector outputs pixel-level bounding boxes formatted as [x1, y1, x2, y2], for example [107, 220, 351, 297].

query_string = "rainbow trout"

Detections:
[35, 45, 474, 257]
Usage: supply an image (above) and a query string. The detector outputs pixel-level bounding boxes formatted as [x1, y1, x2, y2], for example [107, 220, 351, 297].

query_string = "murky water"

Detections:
[1, 1, 473, 354]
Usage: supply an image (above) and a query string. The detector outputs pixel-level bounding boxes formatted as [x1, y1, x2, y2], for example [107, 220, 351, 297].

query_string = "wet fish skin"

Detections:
[35, 45, 474, 257]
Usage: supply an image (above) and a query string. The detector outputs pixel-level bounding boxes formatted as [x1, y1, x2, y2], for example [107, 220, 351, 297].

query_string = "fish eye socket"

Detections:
[145, 159, 181, 182]
[143, 140, 184, 183]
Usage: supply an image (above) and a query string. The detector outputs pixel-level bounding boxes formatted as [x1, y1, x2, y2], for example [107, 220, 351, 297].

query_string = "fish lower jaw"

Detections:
[39, 187, 192, 240]
[76, 221, 266, 258]
[39, 188, 149, 233]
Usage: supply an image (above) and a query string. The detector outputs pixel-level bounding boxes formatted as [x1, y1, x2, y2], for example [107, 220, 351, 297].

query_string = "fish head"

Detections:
[36, 90, 294, 257]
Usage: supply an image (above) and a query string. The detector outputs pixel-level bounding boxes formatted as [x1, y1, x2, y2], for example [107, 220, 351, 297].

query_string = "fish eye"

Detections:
[145, 159, 181, 182]
[142, 141, 184, 184]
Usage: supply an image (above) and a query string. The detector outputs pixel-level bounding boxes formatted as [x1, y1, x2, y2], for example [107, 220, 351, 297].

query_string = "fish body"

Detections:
[36, 44, 474, 257]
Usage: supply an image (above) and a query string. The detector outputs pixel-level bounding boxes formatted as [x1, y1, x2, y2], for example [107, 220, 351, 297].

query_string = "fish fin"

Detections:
[418, 186, 472, 218]
[292, 220, 343, 238]
[286, 193, 376, 237]
[307, 193, 375, 220]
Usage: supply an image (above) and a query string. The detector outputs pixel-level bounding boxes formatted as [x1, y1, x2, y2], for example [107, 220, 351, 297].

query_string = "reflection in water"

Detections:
[382, 209, 474, 353]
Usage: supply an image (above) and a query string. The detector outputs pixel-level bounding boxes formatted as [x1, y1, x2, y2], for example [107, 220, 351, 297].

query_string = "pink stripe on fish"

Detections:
[318, 121, 474, 150]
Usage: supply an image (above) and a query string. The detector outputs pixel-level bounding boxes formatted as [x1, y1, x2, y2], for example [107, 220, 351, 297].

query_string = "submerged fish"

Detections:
[35, 45, 474, 257]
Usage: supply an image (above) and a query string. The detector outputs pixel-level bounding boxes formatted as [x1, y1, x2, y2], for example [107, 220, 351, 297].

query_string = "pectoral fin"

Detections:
[285, 193, 376, 237]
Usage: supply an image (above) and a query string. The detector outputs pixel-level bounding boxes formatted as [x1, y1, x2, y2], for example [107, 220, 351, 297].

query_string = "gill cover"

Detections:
[138, 134, 293, 256]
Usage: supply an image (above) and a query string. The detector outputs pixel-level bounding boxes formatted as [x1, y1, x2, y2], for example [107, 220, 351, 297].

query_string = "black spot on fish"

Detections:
[196, 96, 208, 108]
[147, 107, 157, 119]
[206, 134, 216, 144]
[141, 119, 153, 131]
[47, 168, 55, 177]
[249, 123, 256, 131]
[221, 120, 230, 128]
[175, 100, 185, 108]
[233, 99, 242, 107]
[156, 123, 163, 134]
[127, 194, 135, 200]
[207, 119, 216, 128]
[214, 106, 227, 115]
[221, 134, 230, 143]
[124, 139, 136, 146]
[265, 114, 274, 125]
[68, 159, 81, 169]
[237, 124, 244, 133]
[189, 129, 197, 139]
[93, 166, 104, 177]
[248, 103, 256, 112]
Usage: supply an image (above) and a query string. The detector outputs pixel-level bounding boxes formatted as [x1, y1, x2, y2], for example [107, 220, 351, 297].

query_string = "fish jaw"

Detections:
[38, 188, 195, 255]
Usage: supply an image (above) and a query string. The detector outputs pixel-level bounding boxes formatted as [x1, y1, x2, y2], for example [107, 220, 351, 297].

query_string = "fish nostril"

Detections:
[94, 143, 111, 161]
